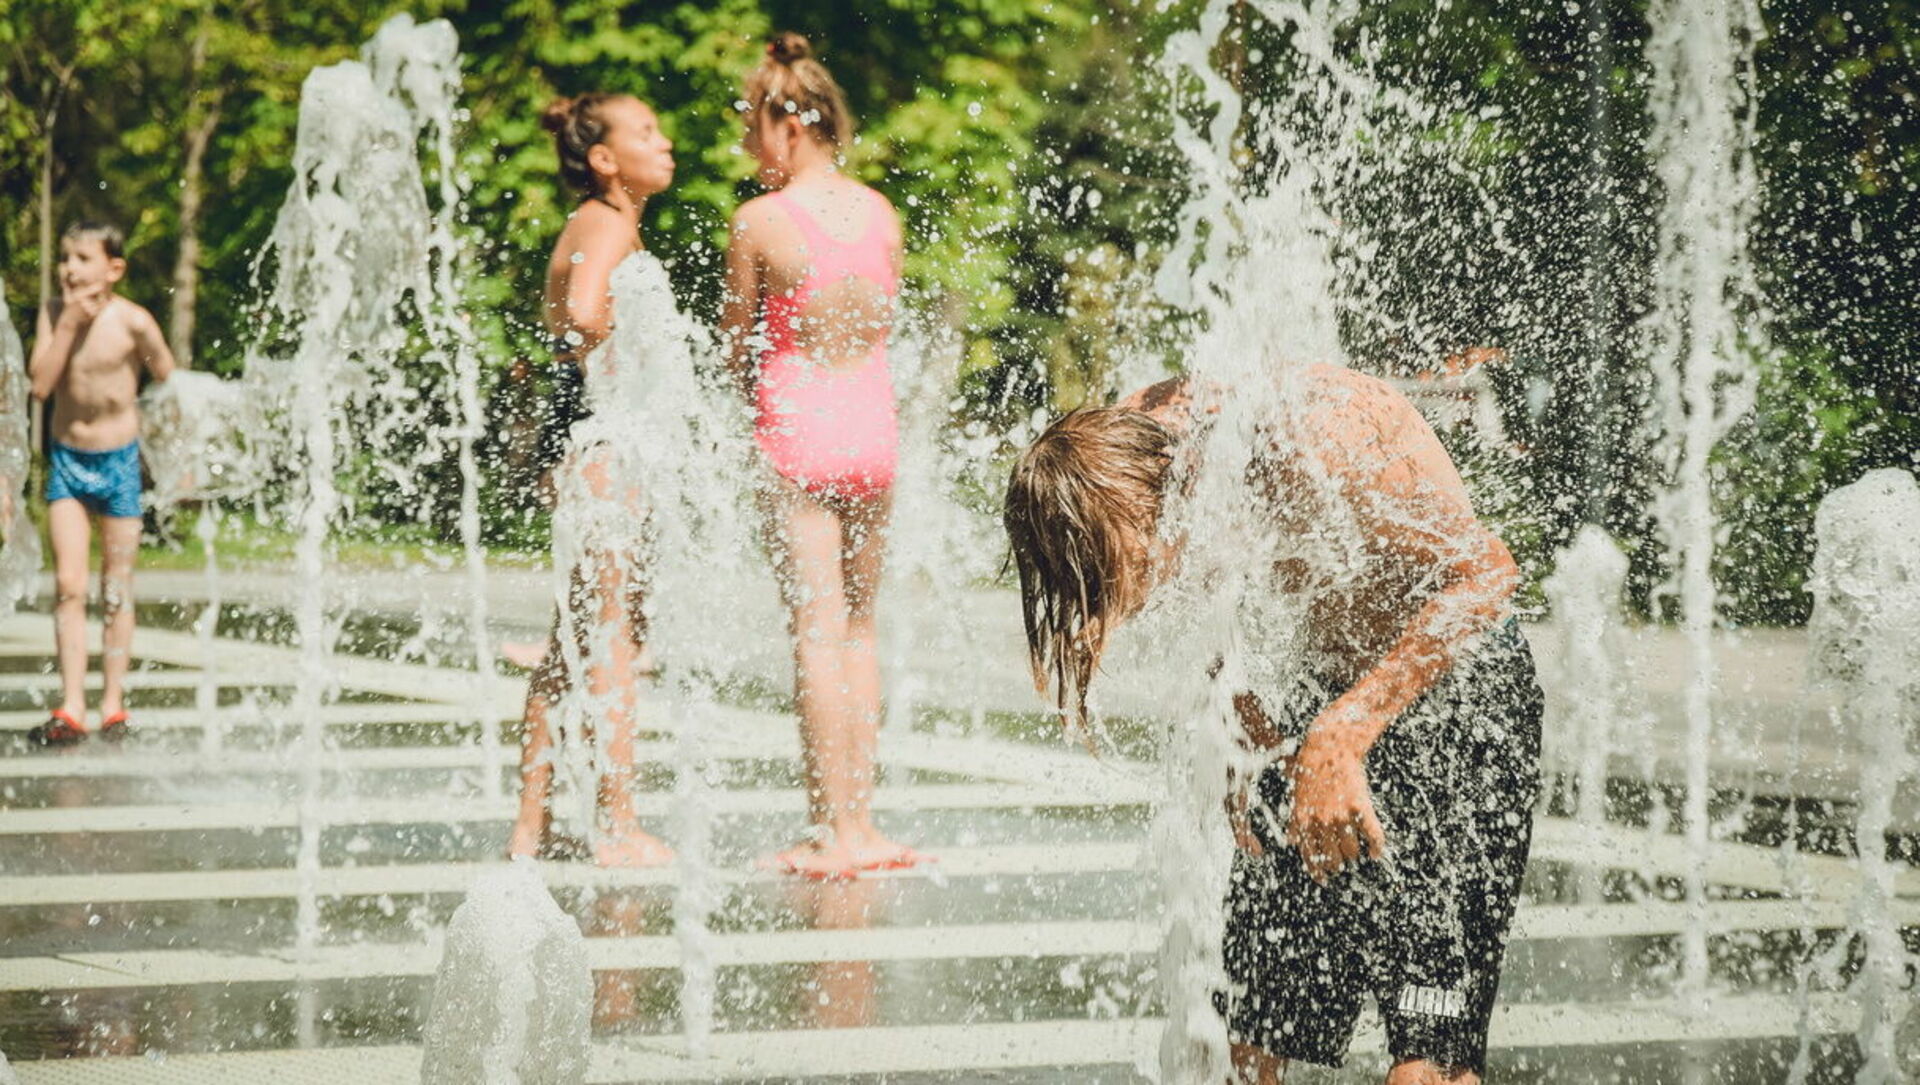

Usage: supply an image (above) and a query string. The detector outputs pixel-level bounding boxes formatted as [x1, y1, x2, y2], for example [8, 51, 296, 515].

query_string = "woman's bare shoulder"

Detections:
[552, 204, 632, 265]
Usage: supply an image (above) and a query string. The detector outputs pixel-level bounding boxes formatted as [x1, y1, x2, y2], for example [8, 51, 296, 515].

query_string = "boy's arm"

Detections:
[1282, 385, 1519, 881]
[134, 306, 178, 382]
[1309, 395, 1517, 745]
[28, 296, 90, 400]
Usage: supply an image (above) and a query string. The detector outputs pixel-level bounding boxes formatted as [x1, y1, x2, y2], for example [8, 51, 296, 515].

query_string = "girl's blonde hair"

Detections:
[741, 31, 854, 149]
[1004, 408, 1175, 728]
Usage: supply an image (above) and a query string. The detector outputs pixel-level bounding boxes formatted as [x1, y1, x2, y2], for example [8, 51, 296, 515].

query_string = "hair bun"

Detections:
[539, 96, 577, 135]
[766, 31, 812, 65]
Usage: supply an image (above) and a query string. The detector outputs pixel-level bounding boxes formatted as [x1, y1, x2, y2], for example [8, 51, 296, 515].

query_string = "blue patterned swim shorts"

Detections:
[46, 440, 144, 519]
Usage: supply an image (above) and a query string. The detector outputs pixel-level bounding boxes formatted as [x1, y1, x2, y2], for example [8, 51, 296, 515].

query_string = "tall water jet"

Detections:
[364, 14, 499, 798]
[141, 361, 270, 752]
[1642, 0, 1765, 1015]
[1808, 468, 1920, 1082]
[0, 287, 39, 615]
[1541, 526, 1631, 854]
[1143, 3, 1486, 1078]
[595, 255, 757, 1055]
[244, 12, 474, 1042]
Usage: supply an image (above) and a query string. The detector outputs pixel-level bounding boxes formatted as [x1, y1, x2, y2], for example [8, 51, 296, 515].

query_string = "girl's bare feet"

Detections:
[840, 826, 929, 873]
[758, 825, 927, 879]
[499, 640, 548, 669]
[758, 837, 861, 880]
[593, 828, 675, 869]
[506, 816, 544, 860]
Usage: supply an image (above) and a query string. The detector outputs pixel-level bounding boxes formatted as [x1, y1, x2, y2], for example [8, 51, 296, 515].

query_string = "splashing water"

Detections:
[240, 12, 476, 1042]
[363, 14, 501, 799]
[1541, 526, 1632, 843]
[1808, 469, 1920, 1083]
[421, 860, 592, 1084]
[1143, 2, 1488, 1078]
[599, 253, 761, 1053]
[1643, 0, 1765, 1023]
[0, 286, 38, 615]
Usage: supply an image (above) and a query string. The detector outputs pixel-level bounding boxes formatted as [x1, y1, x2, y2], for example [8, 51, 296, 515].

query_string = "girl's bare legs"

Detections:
[834, 491, 915, 868]
[762, 478, 913, 876]
[574, 449, 670, 868]
[506, 636, 566, 858]
[509, 448, 669, 867]
[582, 541, 670, 867]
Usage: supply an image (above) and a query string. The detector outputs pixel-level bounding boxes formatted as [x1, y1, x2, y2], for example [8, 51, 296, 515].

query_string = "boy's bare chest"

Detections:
[64, 319, 140, 388]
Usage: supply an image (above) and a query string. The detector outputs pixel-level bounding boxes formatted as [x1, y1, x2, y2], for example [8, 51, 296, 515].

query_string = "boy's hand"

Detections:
[1286, 731, 1386, 883]
[57, 288, 109, 329]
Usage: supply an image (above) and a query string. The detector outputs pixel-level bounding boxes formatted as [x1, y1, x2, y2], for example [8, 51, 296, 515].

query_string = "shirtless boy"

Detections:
[1004, 368, 1542, 1083]
[27, 221, 176, 746]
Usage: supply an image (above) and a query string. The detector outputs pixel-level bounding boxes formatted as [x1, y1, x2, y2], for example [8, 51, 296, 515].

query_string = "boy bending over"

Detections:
[1004, 367, 1542, 1084]
[28, 221, 176, 746]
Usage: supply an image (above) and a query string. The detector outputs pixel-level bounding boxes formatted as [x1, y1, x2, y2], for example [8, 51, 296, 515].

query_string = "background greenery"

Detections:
[2, 0, 1913, 623]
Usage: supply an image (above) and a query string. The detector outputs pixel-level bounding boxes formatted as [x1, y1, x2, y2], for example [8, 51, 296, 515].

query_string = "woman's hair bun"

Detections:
[766, 31, 812, 65]
[540, 96, 577, 136]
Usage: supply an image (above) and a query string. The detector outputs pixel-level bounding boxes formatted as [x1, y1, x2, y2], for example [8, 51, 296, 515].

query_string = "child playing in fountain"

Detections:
[505, 91, 677, 867]
[27, 221, 177, 746]
[721, 32, 921, 879]
[1004, 369, 1543, 1085]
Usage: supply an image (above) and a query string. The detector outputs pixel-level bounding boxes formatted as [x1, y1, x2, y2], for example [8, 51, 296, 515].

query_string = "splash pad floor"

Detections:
[0, 592, 1913, 1082]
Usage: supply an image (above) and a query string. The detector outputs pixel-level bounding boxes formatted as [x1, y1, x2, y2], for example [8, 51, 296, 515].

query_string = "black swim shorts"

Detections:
[1220, 619, 1543, 1075]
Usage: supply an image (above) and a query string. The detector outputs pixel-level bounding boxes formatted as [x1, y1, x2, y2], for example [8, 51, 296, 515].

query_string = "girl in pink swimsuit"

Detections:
[723, 32, 922, 879]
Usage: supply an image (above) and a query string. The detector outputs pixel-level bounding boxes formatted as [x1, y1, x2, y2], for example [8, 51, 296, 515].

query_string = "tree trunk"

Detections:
[38, 116, 55, 312]
[169, 24, 217, 367]
[36, 66, 76, 313]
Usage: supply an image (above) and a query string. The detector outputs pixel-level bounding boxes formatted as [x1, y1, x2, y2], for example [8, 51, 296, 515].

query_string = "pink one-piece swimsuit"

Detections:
[754, 186, 900, 501]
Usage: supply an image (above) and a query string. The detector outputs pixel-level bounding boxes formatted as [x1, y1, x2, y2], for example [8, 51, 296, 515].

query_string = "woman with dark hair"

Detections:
[506, 91, 676, 868]
[721, 33, 921, 878]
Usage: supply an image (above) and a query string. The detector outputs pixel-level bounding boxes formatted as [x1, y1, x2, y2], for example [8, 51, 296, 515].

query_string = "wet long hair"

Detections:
[740, 31, 854, 149]
[540, 92, 634, 198]
[1004, 408, 1176, 728]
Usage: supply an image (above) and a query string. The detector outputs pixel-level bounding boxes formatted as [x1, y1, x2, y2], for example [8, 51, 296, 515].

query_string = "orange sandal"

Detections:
[28, 709, 88, 748]
[98, 711, 131, 742]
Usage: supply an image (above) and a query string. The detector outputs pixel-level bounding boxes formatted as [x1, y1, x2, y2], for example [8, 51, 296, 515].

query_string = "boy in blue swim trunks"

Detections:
[26, 221, 177, 745]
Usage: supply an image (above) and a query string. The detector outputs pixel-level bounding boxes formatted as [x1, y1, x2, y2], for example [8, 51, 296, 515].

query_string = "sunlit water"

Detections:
[0, 6, 1915, 1085]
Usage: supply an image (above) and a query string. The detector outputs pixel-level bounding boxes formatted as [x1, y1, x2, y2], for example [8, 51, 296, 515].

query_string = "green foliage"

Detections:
[0, 0, 1914, 622]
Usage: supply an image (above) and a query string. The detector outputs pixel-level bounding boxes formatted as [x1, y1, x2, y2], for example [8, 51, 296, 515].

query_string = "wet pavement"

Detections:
[0, 597, 1913, 1082]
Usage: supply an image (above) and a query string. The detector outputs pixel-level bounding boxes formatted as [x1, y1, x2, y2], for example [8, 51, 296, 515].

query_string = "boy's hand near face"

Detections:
[57, 285, 110, 329]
